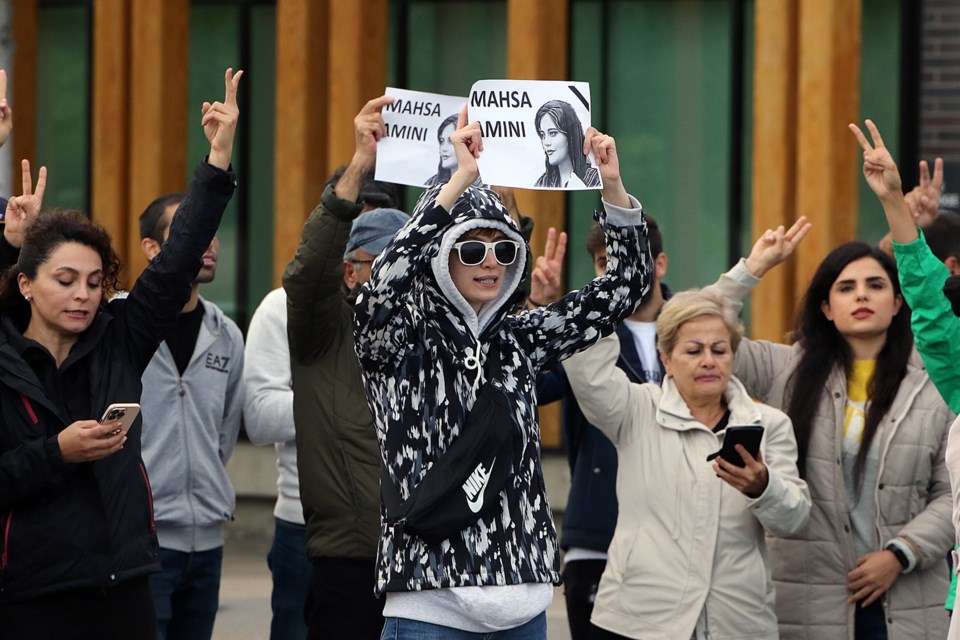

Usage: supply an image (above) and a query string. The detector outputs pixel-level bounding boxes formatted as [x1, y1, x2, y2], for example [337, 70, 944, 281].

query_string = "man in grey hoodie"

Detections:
[138, 193, 245, 640]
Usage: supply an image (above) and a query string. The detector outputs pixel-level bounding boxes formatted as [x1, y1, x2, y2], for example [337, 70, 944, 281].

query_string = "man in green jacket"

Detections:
[282, 95, 407, 639]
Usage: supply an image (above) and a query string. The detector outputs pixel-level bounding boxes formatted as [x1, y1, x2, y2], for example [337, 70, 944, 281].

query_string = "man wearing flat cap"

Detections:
[282, 94, 407, 639]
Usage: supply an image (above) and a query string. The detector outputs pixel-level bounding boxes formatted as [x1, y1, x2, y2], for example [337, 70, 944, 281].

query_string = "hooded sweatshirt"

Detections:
[353, 184, 651, 610]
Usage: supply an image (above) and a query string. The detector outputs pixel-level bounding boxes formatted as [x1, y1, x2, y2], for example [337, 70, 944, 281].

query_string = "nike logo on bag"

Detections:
[462, 458, 495, 513]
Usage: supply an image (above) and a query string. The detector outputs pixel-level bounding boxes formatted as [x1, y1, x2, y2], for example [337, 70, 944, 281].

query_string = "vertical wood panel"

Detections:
[507, 0, 569, 448]
[751, 0, 861, 341]
[794, 0, 861, 292]
[325, 0, 388, 173]
[91, 0, 131, 283]
[10, 0, 36, 181]
[127, 0, 189, 281]
[273, 0, 327, 285]
[750, 0, 798, 341]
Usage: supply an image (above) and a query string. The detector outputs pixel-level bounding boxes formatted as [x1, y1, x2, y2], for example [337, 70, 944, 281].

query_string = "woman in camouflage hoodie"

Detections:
[354, 117, 651, 637]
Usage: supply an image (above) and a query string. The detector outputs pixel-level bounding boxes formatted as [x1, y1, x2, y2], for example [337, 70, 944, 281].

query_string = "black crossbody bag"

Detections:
[379, 339, 519, 544]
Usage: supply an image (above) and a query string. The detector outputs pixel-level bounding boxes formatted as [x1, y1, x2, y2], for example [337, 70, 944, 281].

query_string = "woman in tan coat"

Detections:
[707, 225, 954, 640]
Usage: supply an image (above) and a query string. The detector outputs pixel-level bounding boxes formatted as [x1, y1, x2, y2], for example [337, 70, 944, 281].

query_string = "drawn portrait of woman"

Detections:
[534, 100, 600, 189]
[424, 113, 458, 187]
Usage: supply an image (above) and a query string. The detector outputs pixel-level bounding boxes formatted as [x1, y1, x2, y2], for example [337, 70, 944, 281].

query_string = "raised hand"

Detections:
[4, 159, 47, 248]
[849, 120, 902, 201]
[0, 70, 12, 148]
[435, 108, 483, 211]
[352, 95, 393, 171]
[584, 128, 628, 208]
[743, 216, 812, 278]
[903, 157, 943, 228]
[852, 119, 918, 244]
[529, 227, 568, 307]
[202, 68, 243, 170]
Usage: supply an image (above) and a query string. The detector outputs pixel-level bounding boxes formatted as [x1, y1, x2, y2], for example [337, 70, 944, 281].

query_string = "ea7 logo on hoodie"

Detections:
[205, 353, 231, 373]
[462, 457, 495, 513]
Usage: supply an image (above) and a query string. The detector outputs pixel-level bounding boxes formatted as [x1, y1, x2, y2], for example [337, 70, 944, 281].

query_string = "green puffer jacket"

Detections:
[283, 185, 380, 560]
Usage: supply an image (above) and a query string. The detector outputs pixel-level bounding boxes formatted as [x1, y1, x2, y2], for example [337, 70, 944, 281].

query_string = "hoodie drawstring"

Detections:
[464, 339, 484, 397]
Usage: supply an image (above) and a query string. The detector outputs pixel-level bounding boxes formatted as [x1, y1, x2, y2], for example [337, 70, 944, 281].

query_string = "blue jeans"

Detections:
[380, 612, 547, 640]
[267, 518, 312, 640]
[149, 546, 223, 640]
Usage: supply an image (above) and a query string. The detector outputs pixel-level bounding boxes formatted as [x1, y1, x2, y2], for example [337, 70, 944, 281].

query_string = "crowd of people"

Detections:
[0, 64, 959, 640]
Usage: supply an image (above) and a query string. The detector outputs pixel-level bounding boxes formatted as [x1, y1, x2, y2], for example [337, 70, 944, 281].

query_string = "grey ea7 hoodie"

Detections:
[140, 298, 245, 553]
[354, 184, 652, 594]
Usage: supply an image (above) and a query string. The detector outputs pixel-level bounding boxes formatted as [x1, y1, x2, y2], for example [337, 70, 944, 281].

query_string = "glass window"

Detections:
[36, 3, 90, 212]
[188, 1, 276, 327]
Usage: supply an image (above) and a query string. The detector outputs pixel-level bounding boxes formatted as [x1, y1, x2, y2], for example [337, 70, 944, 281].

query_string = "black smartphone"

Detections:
[706, 425, 764, 468]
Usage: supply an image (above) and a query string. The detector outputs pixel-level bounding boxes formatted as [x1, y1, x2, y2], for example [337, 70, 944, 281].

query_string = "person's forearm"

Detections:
[334, 155, 372, 203]
[600, 176, 629, 209]
[436, 168, 477, 211]
[880, 192, 919, 244]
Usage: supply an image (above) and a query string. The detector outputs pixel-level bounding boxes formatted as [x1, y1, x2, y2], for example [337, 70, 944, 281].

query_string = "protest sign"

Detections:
[375, 88, 468, 188]
[468, 80, 601, 191]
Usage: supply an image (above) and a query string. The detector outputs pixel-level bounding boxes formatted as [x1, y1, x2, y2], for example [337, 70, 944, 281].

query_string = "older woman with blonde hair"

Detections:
[564, 289, 811, 640]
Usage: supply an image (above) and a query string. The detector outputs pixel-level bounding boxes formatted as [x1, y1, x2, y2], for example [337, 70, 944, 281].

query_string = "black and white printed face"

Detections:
[538, 113, 569, 167]
[438, 122, 457, 171]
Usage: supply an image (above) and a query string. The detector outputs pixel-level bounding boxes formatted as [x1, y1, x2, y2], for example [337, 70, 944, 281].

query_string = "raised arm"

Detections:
[123, 68, 240, 370]
[283, 95, 392, 362]
[509, 129, 652, 369]
[849, 120, 915, 244]
[703, 217, 810, 399]
[564, 332, 651, 447]
[354, 112, 481, 370]
[853, 121, 960, 410]
[877, 158, 942, 256]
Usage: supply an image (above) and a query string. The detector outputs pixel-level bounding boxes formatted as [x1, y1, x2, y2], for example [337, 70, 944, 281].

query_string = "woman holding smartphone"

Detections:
[564, 289, 810, 639]
[708, 211, 954, 639]
[0, 69, 241, 640]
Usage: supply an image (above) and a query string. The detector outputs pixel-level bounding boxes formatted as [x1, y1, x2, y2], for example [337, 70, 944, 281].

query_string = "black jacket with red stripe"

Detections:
[0, 161, 235, 602]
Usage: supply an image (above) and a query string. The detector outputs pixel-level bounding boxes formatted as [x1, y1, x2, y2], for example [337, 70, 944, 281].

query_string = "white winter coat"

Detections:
[565, 332, 811, 640]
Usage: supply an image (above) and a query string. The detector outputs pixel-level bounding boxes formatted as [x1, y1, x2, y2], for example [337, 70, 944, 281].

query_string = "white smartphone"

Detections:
[99, 403, 141, 436]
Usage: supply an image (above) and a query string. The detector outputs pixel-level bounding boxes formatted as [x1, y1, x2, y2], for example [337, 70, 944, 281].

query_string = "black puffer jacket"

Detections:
[354, 185, 651, 594]
[0, 162, 235, 601]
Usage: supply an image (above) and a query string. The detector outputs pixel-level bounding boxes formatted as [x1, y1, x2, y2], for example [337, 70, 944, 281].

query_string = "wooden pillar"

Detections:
[750, 0, 798, 342]
[126, 0, 189, 281]
[794, 0, 861, 290]
[750, 0, 861, 341]
[325, 0, 388, 173]
[10, 0, 36, 182]
[507, 0, 569, 448]
[273, 0, 328, 285]
[91, 0, 131, 280]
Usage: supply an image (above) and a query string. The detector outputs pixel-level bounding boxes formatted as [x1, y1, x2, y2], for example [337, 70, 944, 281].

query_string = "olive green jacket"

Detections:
[282, 185, 380, 560]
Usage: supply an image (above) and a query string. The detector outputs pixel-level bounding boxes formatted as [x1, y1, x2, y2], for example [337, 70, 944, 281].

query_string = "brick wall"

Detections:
[921, 0, 960, 211]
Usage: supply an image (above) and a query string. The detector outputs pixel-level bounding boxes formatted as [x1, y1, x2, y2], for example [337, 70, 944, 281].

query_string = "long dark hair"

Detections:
[534, 100, 592, 186]
[0, 210, 122, 315]
[785, 242, 912, 486]
[433, 113, 458, 183]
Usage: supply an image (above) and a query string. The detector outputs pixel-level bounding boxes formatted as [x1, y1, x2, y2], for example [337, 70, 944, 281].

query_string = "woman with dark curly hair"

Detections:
[534, 100, 600, 189]
[0, 68, 241, 640]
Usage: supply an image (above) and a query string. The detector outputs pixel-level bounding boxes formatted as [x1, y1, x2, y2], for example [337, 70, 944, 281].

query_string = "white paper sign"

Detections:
[375, 88, 468, 188]
[468, 80, 601, 191]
